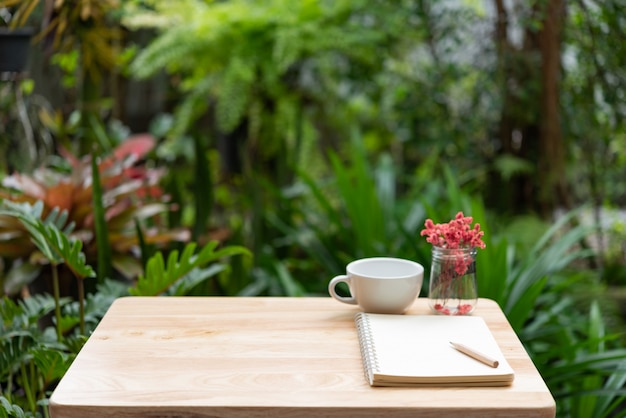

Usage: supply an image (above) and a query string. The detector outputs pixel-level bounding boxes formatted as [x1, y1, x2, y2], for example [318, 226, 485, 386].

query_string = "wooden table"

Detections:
[49, 297, 556, 418]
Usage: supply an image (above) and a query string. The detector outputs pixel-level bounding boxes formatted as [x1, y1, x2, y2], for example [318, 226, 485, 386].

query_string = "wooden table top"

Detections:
[49, 297, 556, 418]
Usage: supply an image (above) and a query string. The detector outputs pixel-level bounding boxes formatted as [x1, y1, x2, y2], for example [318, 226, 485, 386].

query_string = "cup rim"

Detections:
[347, 257, 424, 279]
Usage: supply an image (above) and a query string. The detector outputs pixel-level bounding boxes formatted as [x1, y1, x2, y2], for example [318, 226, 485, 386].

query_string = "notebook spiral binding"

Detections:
[354, 312, 380, 384]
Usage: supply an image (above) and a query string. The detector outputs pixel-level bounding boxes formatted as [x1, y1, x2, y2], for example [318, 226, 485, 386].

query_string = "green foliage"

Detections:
[239, 255, 307, 297]
[0, 278, 128, 417]
[2, 2, 626, 417]
[125, 0, 399, 134]
[1, 294, 63, 414]
[91, 153, 112, 283]
[523, 288, 626, 418]
[562, 0, 626, 215]
[191, 135, 213, 241]
[0, 199, 97, 337]
[0, 77, 55, 174]
[0, 137, 187, 292]
[264, 139, 428, 296]
[329, 147, 385, 257]
[421, 199, 626, 418]
[0, 200, 252, 415]
[0, 201, 95, 279]
[262, 140, 626, 416]
[0, 396, 33, 418]
[121, 0, 435, 261]
[129, 241, 251, 296]
[504, 209, 596, 331]
[0, 0, 127, 155]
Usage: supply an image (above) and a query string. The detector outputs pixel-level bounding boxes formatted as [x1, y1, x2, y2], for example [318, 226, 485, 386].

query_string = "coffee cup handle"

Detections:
[328, 275, 357, 305]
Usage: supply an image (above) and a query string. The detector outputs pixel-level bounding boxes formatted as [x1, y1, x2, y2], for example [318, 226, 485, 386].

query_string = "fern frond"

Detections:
[171, 76, 215, 138]
[216, 57, 254, 132]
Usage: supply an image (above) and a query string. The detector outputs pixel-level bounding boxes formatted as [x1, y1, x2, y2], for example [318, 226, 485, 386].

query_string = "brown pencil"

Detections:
[449, 341, 500, 368]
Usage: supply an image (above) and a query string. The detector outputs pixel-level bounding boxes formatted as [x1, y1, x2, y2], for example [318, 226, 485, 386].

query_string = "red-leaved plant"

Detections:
[0, 134, 189, 295]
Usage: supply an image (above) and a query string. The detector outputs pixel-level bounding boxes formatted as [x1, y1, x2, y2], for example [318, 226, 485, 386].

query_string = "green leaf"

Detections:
[191, 134, 213, 241]
[492, 154, 534, 181]
[91, 154, 113, 282]
[30, 346, 71, 386]
[0, 335, 32, 380]
[0, 396, 29, 418]
[507, 276, 548, 332]
[166, 265, 227, 296]
[129, 241, 250, 296]
[3, 263, 42, 297]
[57, 315, 81, 335]
[588, 301, 605, 353]
[274, 261, 305, 297]
[0, 201, 62, 264]
[0, 201, 96, 280]
[329, 139, 385, 257]
[17, 294, 60, 324]
[596, 366, 626, 418]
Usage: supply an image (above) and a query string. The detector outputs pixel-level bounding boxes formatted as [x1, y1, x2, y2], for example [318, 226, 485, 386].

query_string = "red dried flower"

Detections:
[420, 211, 486, 250]
[422, 212, 486, 315]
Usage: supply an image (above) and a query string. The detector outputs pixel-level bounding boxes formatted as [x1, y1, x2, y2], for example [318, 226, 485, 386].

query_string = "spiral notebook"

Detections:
[354, 313, 515, 387]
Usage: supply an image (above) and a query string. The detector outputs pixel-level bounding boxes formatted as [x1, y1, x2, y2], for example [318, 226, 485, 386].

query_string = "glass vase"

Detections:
[428, 246, 478, 315]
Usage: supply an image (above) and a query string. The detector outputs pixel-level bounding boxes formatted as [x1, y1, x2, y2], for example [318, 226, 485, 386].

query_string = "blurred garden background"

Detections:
[0, 0, 625, 417]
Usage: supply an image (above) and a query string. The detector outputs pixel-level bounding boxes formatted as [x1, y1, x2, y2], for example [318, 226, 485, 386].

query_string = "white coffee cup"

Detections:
[328, 257, 424, 314]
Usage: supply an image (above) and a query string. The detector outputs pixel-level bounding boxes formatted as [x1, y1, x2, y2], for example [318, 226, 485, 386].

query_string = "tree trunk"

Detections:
[490, 0, 537, 214]
[488, 0, 514, 213]
[490, 0, 569, 216]
[537, 0, 569, 215]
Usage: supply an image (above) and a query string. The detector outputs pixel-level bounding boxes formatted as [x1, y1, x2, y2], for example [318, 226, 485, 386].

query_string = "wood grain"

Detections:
[48, 297, 556, 418]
